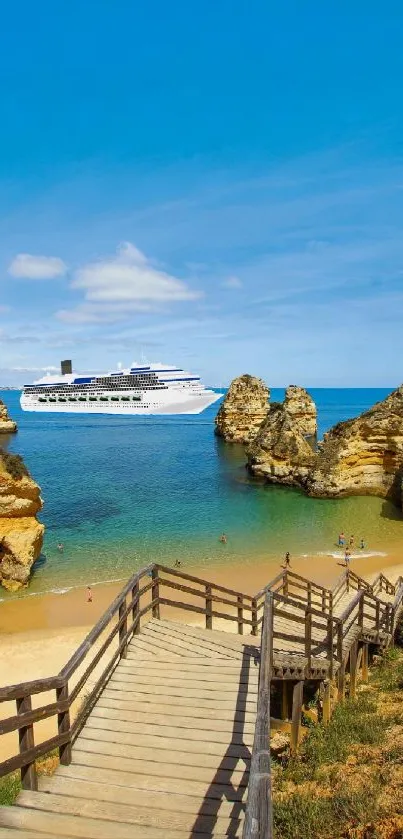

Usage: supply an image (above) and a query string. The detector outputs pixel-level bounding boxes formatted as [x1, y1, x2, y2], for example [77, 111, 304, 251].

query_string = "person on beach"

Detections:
[344, 548, 351, 567]
[360, 538, 365, 550]
[174, 559, 182, 568]
[338, 532, 345, 547]
[219, 534, 227, 544]
[284, 551, 291, 568]
[57, 543, 64, 552]
[86, 586, 93, 603]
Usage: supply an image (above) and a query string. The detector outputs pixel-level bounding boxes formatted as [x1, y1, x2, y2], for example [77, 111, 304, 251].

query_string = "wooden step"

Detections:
[101, 685, 257, 712]
[56, 763, 248, 802]
[17, 791, 244, 836]
[109, 672, 257, 695]
[39, 775, 246, 820]
[98, 693, 256, 722]
[109, 663, 258, 684]
[90, 705, 256, 735]
[71, 748, 249, 786]
[108, 676, 256, 701]
[81, 719, 253, 757]
[0, 806, 242, 838]
[75, 733, 251, 770]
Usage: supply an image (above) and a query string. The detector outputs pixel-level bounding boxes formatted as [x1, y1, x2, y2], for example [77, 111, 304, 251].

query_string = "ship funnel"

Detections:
[61, 359, 72, 375]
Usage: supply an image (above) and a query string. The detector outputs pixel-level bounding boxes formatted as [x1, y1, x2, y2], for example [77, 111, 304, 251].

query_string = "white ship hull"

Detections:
[20, 391, 221, 416]
[20, 360, 222, 416]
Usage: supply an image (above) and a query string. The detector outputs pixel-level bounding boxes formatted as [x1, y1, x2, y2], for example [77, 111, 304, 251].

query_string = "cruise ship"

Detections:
[20, 360, 222, 415]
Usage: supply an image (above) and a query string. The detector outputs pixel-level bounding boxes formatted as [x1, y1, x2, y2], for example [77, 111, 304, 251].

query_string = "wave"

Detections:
[300, 550, 388, 560]
[1, 575, 130, 602]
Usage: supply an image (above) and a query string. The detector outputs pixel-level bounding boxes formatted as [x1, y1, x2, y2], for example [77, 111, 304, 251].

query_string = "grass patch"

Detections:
[0, 750, 59, 807]
[371, 648, 403, 693]
[0, 773, 20, 806]
[273, 783, 381, 839]
[277, 694, 388, 784]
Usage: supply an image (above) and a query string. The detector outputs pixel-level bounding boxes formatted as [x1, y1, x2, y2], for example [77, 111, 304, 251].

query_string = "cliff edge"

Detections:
[307, 385, 403, 501]
[215, 375, 270, 444]
[0, 452, 44, 591]
[0, 399, 17, 433]
[248, 386, 317, 485]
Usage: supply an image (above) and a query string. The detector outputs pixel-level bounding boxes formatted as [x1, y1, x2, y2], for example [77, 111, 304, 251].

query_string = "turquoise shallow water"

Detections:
[1, 388, 402, 600]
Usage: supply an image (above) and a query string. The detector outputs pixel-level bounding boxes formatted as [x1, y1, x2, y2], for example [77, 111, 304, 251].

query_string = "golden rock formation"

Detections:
[215, 375, 270, 444]
[0, 399, 17, 433]
[0, 452, 44, 591]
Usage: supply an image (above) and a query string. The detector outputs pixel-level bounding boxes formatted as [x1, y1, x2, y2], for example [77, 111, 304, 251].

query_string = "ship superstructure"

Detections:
[20, 360, 221, 415]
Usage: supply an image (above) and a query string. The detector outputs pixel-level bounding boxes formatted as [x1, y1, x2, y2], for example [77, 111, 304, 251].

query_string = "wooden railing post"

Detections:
[152, 567, 160, 619]
[362, 643, 369, 682]
[16, 694, 37, 791]
[290, 681, 304, 755]
[327, 616, 334, 679]
[56, 682, 72, 765]
[349, 641, 358, 699]
[321, 588, 326, 612]
[282, 570, 288, 597]
[251, 598, 258, 636]
[305, 608, 312, 672]
[237, 595, 244, 635]
[322, 679, 331, 725]
[375, 601, 380, 634]
[131, 579, 140, 635]
[337, 620, 343, 663]
[118, 600, 128, 659]
[346, 570, 350, 593]
[307, 582, 312, 609]
[358, 592, 364, 630]
[205, 584, 213, 630]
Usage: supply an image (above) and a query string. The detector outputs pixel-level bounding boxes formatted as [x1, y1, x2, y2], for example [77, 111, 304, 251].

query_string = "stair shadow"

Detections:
[189, 645, 259, 838]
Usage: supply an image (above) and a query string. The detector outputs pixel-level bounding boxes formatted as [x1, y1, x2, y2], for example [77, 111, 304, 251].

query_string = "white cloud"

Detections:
[76, 242, 201, 304]
[222, 275, 243, 289]
[8, 253, 67, 280]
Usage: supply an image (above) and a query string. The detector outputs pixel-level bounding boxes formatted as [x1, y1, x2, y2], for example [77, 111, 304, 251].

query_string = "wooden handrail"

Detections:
[242, 591, 273, 839]
[1, 558, 400, 794]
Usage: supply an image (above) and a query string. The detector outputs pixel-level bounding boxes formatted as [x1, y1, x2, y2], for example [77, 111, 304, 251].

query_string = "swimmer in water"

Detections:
[57, 543, 64, 552]
[338, 532, 345, 547]
[219, 534, 227, 544]
[360, 538, 365, 550]
[174, 559, 182, 568]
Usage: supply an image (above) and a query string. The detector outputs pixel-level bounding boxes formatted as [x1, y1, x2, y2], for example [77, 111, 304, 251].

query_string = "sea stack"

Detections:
[247, 388, 317, 485]
[283, 385, 317, 438]
[0, 451, 44, 591]
[306, 385, 403, 501]
[0, 399, 17, 433]
[215, 375, 270, 444]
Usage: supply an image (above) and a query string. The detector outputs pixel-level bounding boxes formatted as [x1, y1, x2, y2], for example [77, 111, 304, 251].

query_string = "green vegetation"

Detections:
[0, 772, 21, 806]
[0, 751, 59, 807]
[0, 451, 29, 480]
[273, 648, 403, 839]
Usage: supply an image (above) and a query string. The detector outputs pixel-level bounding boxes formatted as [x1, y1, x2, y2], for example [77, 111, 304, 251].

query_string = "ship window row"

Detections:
[36, 395, 143, 403]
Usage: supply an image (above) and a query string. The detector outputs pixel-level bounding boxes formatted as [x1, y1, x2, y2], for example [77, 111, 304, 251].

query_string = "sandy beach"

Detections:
[0, 548, 402, 763]
[1, 548, 403, 677]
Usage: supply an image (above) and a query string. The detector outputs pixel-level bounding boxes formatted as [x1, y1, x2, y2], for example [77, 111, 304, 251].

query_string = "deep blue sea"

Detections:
[1, 388, 402, 600]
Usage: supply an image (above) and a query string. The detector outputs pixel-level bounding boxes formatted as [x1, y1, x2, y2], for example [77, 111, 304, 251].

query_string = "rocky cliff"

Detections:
[215, 375, 270, 443]
[0, 399, 17, 433]
[248, 387, 317, 484]
[306, 386, 403, 500]
[0, 452, 44, 591]
[248, 385, 403, 506]
[284, 385, 317, 438]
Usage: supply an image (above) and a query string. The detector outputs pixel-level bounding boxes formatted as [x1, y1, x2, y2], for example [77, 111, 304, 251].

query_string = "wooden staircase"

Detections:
[1, 564, 402, 839]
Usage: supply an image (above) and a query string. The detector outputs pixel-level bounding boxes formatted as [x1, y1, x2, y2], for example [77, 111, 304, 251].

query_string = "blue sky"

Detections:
[1, 1, 402, 386]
